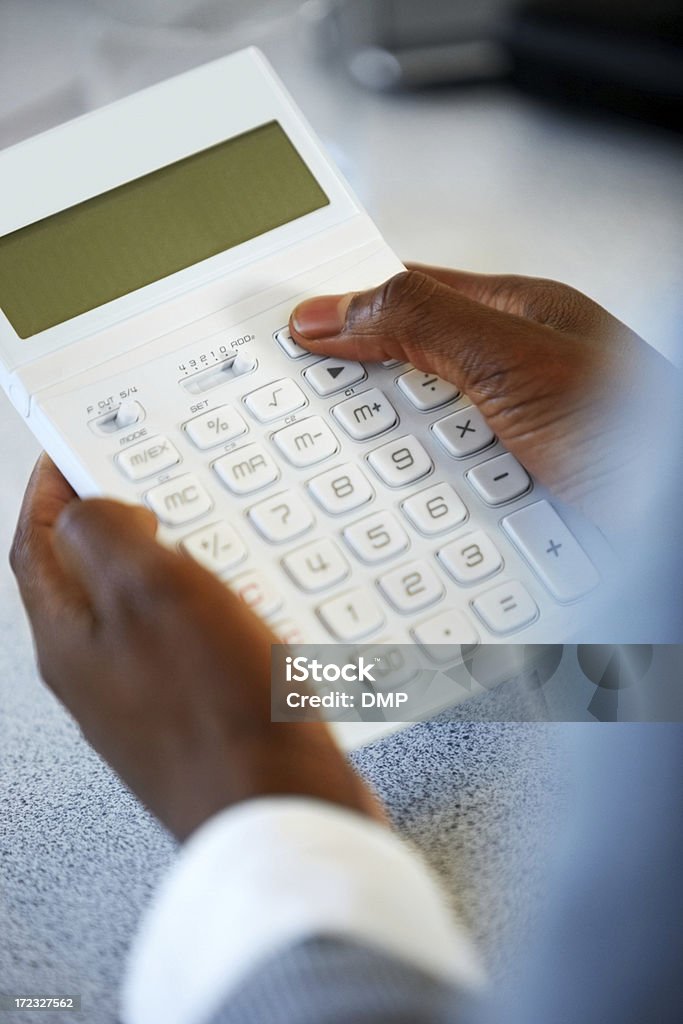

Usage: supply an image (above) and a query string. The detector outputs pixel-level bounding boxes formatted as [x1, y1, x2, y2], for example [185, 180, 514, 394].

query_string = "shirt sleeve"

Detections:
[120, 797, 486, 1024]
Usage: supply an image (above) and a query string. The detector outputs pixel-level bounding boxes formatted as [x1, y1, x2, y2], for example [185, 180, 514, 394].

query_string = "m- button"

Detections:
[145, 474, 213, 526]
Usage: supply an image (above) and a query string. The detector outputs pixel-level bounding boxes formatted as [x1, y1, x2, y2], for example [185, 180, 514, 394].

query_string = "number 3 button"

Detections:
[438, 530, 503, 584]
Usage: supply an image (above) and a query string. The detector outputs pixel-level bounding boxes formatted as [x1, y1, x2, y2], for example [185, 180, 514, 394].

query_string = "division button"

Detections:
[332, 388, 398, 440]
[180, 521, 247, 573]
[432, 406, 495, 458]
[472, 581, 539, 634]
[502, 500, 600, 602]
[116, 436, 180, 481]
[396, 369, 459, 410]
[467, 453, 531, 505]
[304, 358, 366, 396]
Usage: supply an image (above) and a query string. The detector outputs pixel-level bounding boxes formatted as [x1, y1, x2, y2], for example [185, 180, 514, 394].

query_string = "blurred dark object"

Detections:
[316, 0, 683, 130]
[509, 1, 683, 130]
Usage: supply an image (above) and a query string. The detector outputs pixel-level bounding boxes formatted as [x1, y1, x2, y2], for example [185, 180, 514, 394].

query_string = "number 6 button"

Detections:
[401, 483, 467, 535]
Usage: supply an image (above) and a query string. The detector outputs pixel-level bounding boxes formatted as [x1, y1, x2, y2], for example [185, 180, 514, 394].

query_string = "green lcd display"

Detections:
[0, 121, 329, 339]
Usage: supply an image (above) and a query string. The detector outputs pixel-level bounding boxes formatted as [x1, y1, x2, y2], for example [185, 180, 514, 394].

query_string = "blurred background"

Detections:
[0, 3, 681, 1021]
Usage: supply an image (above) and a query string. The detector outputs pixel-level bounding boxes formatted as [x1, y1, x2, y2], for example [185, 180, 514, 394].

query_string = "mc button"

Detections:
[145, 474, 213, 526]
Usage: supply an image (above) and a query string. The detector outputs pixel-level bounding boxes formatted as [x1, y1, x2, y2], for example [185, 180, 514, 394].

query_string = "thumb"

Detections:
[290, 270, 555, 400]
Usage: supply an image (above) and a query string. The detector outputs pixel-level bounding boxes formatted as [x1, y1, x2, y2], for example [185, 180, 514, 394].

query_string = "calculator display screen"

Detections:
[0, 121, 330, 339]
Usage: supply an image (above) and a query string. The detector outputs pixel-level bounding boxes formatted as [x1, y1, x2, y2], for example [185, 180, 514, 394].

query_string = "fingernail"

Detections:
[292, 294, 352, 339]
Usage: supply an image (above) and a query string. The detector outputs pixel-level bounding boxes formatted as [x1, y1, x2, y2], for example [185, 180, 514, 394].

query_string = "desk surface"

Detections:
[1, 3, 681, 1020]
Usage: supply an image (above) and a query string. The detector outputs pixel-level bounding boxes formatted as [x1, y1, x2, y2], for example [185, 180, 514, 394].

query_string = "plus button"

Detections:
[546, 539, 563, 558]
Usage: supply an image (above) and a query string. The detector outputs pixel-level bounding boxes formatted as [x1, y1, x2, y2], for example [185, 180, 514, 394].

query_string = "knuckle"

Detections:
[350, 270, 440, 334]
[504, 277, 592, 332]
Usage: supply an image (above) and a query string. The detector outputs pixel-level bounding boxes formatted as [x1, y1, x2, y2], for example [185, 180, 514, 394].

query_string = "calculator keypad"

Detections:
[305, 358, 366, 396]
[117, 436, 180, 481]
[367, 435, 433, 487]
[248, 492, 315, 543]
[244, 379, 307, 422]
[397, 369, 459, 411]
[146, 474, 213, 526]
[466, 453, 530, 505]
[438, 530, 503, 585]
[433, 406, 495, 458]
[472, 581, 538, 634]
[282, 538, 350, 592]
[401, 483, 467, 535]
[184, 406, 247, 449]
[317, 588, 386, 642]
[181, 521, 247, 573]
[332, 388, 398, 440]
[343, 511, 409, 564]
[308, 464, 374, 514]
[378, 559, 445, 614]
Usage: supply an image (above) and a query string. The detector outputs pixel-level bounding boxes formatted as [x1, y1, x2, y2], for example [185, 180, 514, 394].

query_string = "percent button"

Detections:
[184, 405, 248, 449]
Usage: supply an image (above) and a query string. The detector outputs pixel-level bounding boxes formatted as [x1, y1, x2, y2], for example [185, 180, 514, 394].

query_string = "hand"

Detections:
[10, 455, 384, 841]
[290, 266, 679, 535]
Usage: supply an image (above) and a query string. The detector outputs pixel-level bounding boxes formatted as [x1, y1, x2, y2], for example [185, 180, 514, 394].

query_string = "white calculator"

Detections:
[0, 49, 606, 727]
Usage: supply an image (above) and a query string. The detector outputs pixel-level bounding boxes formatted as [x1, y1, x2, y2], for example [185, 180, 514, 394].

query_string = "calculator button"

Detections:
[396, 369, 459, 411]
[367, 435, 433, 488]
[229, 570, 283, 618]
[248, 492, 315, 543]
[214, 444, 279, 495]
[343, 511, 409, 564]
[432, 406, 495, 458]
[377, 560, 445, 614]
[412, 610, 479, 661]
[332, 388, 398, 440]
[275, 326, 308, 359]
[304, 358, 366, 396]
[115, 398, 143, 428]
[467, 453, 531, 505]
[401, 483, 468, 535]
[317, 588, 385, 641]
[308, 464, 374, 514]
[180, 522, 247, 573]
[439, 530, 503, 585]
[184, 406, 247, 449]
[244, 379, 307, 422]
[273, 417, 339, 468]
[116, 436, 180, 481]
[283, 538, 350, 592]
[502, 500, 599, 602]
[145, 474, 213, 527]
[472, 581, 538, 634]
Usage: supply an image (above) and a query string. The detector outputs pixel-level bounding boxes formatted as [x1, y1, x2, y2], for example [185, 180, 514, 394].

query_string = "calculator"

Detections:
[0, 49, 606, 743]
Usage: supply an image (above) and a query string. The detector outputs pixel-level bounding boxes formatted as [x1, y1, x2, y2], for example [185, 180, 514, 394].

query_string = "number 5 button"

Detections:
[343, 511, 409, 564]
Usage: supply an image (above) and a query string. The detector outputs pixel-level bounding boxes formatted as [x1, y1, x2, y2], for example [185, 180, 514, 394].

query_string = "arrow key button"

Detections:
[304, 358, 366, 396]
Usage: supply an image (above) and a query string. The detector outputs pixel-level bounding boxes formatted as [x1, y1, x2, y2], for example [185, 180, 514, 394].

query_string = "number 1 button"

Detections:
[317, 588, 385, 641]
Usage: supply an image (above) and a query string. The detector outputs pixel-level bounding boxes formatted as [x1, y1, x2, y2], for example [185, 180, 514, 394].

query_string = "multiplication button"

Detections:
[432, 406, 494, 458]
[181, 522, 247, 573]
[116, 436, 180, 481]
[184, 406, 247, 449]
[145, 474, 213, 526]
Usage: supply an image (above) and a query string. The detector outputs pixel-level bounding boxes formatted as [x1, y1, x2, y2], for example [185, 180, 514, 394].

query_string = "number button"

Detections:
[214, 444, 279, 495]
[308, 464, 374, 514]
[283, 538, 350, 592]
[432, 406, 495, 458]
[272, 416, 339, 468]
[116, 435, 180, 481]
[332, 388, 398, 440]
[367, 435, 433, 487]
[396, 369, 459, 410]
[304, 358, 366, 396]
[472, 581, 538, 634]
[401, 483, 468, 535]
[377, 560, 445, 613]
[343, 511, 409, 564]
[229, 570, 283, 618]
[467, 453, 531, 505]
[412, 610, 479, 662]
[317, 588, 385, 641]
[502, 500, 599, 602]
[438, 530, 503, 584]
[145, 474, 213, 526]
[184, 406, 248, 449]
[181, 522, 247, 573]
[244, 379, 307, 422]
[248, 492, 315, 543]
[275, 326, 308, 359]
